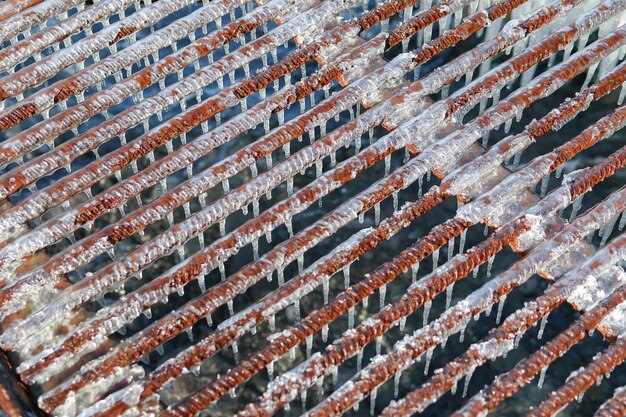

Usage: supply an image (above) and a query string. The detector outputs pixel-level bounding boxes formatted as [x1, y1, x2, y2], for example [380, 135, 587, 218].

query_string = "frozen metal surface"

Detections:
[0, 0, 625, 416]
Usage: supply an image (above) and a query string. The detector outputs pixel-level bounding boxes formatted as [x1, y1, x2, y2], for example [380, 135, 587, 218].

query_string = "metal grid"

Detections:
[0, 0, 625, 416]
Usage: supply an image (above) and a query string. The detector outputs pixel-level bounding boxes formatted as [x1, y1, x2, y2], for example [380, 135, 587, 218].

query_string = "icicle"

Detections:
[463, 368, 475, 398]
[143, 309, 152, 319]
[418, 175, 424, 197]
[423, 300, 432, 326]
[322, 324, 329, 342]
[374, 202, 381, 226]
[323, 277, 329, 304]
[411, 262, 419, 283]
[376, 335, 383, 355]
[424, 348, 434, 375]
[332, 367, 339, 385]
[348, 306, 355, 329]
[343, 265, 351, 288]
[540, 174, 550, 197]
[298, 255, 304, 275]
[618, 81, 626, 105]
[619, 211, 626, 231]
[459, 322, 467, 343]
[459, 229, 467, 254]
[219, 262, 226, 282]
[301, 388, 307, 409]
[538, 366, 548, 388]
[496, 295, 507, 324]
[485, 303, 493, 318]
[447, 236, 455, 260]
[451, 379, 459, 395]
[306, 335, 313, 358]
[394, 371, 402, 398]
[267, 361, 275, 380]
[445, 282, 454, 309]
[269, 314, 275, 331]
[504, 118, 513, 134]
[486, 256, 495, 277]
[600, 215, 619, 246]
[185, 327, 193, 340]
[370, 387, 378, 415]
[569, 194, 584, 222]
[379, 284, 386, 310]
[357, 348, 364, 372]
[276, 268, 284, 286]
[538, 315, 548, 340]
[253, 238, 259, 260]
[432, 247, 440, 271]
[316, 377, 324, 400]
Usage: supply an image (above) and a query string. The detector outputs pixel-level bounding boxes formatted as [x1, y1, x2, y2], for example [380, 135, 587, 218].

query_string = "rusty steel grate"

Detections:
[0, 0, 625, 415]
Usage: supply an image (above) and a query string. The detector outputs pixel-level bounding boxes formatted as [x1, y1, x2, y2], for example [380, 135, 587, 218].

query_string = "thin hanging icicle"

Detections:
[463, 367, 475, 398]
[424, 348, 435, 376]
[423, 300, 432, 327]
[445, 282, 455, 309]
[432, 247, 440, 271]
[538, 365, 549, 388]
[394, 371, 402, 398]
[538, 315, 548, 340]
[411, 262, 419, 283]
[496, 294, 507, 325]
[486, 255, 495, 277]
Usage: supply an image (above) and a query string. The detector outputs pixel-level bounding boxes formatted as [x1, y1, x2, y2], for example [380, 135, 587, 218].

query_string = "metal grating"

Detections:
[0, 0, 625, 416]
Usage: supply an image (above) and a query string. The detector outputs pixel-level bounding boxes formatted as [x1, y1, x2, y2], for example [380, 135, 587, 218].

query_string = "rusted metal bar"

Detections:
[0, 0, 356, 227]
[0, 0, 203, 97]
[0, 0, 544, 334]
[594, 386, 626, 417]
[236, 138, 626, 417]
[87, 48, 626, 417]
[1, 0, 593, 320]
[0, 0, 45, 22]
[3, 1, 626, 416]
[13, 0, 585, 397]
[0, 0, 85, 44]
[0, 0, 477, 232]
[528, 336, 626, 417]
[454, 289, 626, 417]
[0, 0, 263, 145]
[0, 0, 137, 77]
[382, 259, 626, 417]
[299, 189, 626, 417]
[8, 1, 608, 410]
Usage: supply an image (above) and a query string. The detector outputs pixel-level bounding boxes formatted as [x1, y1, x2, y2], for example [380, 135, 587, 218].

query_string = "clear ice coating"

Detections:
[1, 0, 626, 415]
